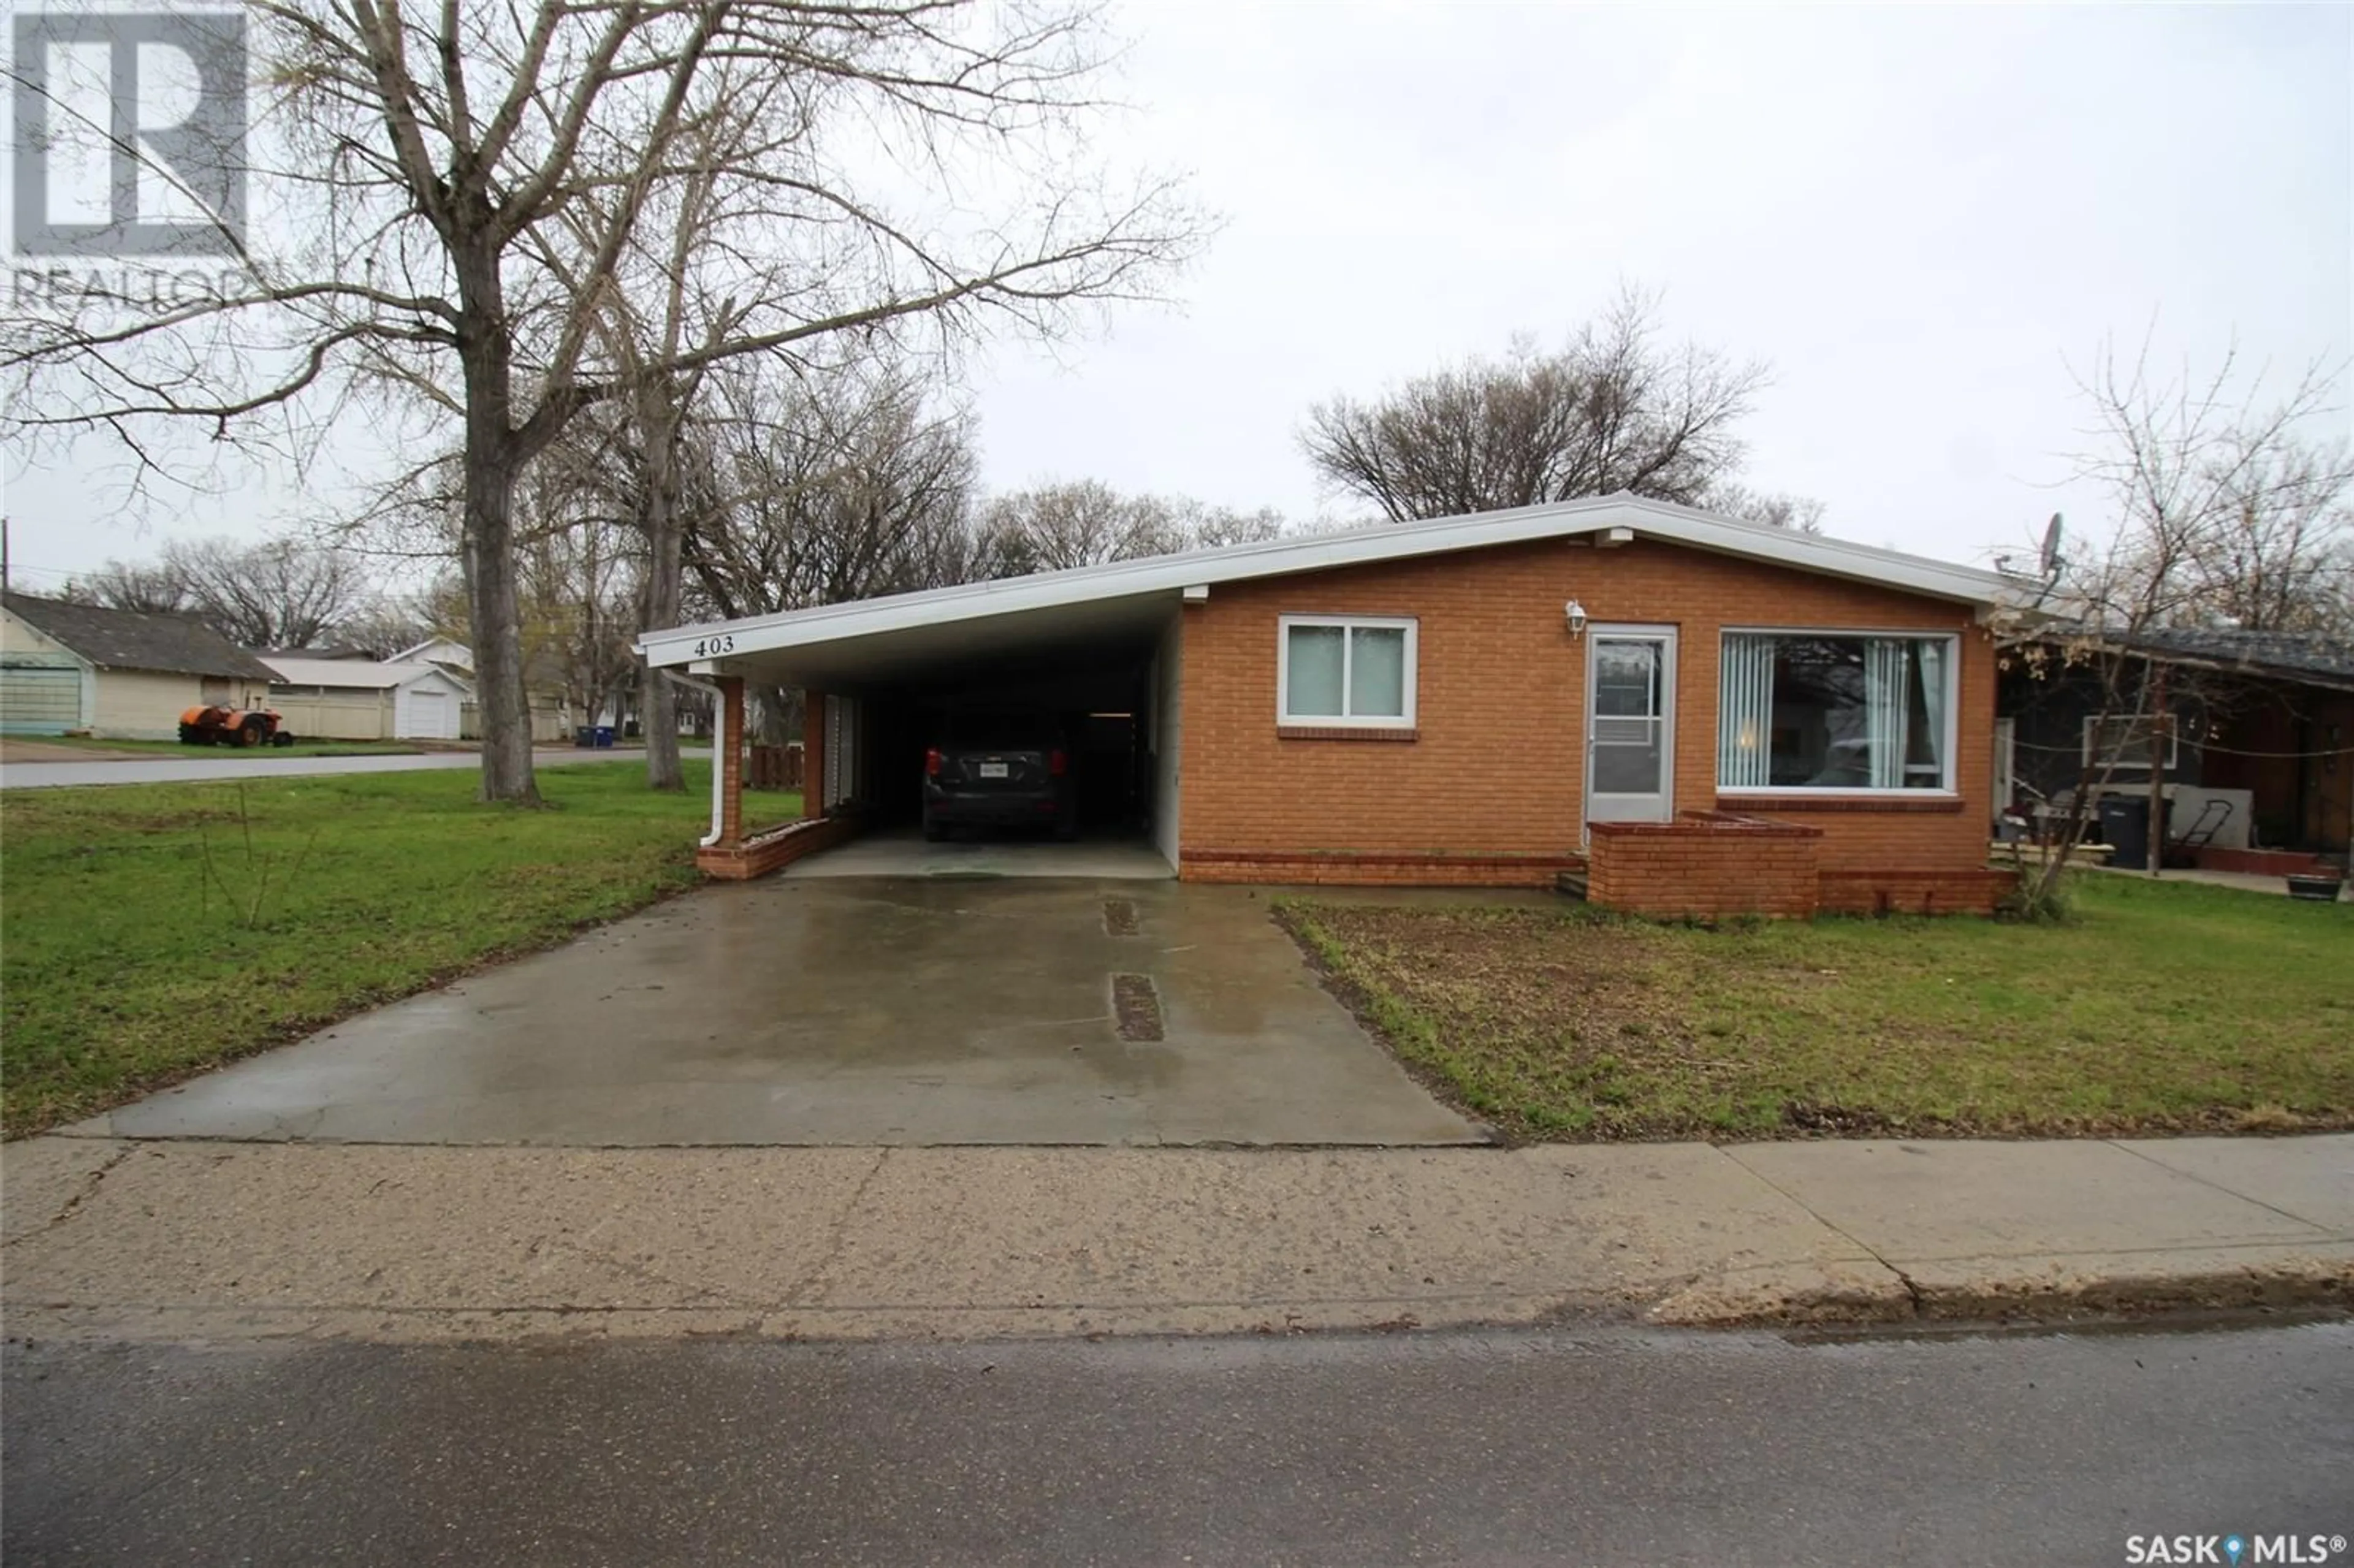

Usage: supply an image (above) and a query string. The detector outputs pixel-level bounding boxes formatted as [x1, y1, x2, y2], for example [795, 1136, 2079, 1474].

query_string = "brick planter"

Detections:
[695, 812, 863, 881]
[1586, 812, 1823, 919]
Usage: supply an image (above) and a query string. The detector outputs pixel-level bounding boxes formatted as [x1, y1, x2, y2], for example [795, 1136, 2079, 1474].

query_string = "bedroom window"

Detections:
[1718, 632, 1956, 792]
[1278, 615, 1417, 728]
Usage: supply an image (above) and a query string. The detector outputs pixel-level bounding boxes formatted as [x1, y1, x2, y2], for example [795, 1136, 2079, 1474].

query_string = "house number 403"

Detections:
[693, 634, 736, 657]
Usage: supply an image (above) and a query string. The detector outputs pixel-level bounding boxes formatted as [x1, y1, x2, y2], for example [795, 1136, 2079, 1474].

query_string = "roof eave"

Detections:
[636, 495, 2013, 671]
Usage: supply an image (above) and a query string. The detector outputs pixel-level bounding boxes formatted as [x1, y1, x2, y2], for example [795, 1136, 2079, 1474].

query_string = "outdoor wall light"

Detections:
[1564, 599, 1588, 637]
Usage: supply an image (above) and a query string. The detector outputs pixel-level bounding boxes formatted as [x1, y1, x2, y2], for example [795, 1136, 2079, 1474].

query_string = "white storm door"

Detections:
[1585, 630, 1676, 825]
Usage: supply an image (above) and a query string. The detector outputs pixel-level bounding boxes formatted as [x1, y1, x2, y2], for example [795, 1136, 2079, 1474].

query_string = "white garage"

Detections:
[264, 657, 473, 741]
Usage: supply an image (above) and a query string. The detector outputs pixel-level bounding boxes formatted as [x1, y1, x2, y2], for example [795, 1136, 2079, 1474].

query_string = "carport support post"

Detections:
[718, 676, 745, 848]
[802, 688, 827, 821]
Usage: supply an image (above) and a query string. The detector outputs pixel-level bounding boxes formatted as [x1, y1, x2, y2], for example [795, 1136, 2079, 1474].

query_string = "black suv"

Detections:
[921, 710, 1078, 841]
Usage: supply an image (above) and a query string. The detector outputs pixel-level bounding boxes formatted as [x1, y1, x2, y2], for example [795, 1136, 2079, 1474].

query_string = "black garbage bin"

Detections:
[2100, 794, 2151, 870]
[574, 726, 596, 748]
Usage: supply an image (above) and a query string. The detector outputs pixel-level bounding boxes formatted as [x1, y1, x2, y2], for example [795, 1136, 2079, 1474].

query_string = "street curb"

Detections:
[1651, 1255, 2354, 1328]
[10, 1262, 2347, 1348]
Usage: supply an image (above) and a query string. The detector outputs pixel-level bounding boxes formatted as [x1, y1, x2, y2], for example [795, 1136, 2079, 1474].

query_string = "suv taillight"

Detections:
[1049, 749, 1068, 776]
[925, 747, 943, 777]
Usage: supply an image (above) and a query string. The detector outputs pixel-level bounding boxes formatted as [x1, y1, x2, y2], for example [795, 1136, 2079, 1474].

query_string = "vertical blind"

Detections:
[1718, 634, 1775, 788]
[1718, 633, 1953, 791]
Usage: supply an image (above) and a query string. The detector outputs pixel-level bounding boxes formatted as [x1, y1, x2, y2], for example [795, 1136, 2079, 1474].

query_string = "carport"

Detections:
[639, 571, 1192, 879]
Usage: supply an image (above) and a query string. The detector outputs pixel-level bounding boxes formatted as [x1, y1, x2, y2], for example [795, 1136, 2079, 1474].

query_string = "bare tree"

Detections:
[4, 2, 1197, 803]
[686, 359, 979, 619]
[1998, 338, 2351, 911]
[515, 509, 642, 742]
[68, 536, 365, 646]
[65, 560, 193, 615]
[337, 592, 446, 660]
[1702, 484, 1827, 535]
[1301, 287, 1768, 522]
[678, 358, 978, 742]
[972, 482, 1284, 575]
[973, 481, 1186, 573]
[2182, 433, 2354, 634]
[170, 536, 368, 648]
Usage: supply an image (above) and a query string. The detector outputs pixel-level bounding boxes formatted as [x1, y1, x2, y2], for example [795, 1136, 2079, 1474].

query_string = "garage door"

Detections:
[1, 665, 83, 733]
[403, 688, 453, 740]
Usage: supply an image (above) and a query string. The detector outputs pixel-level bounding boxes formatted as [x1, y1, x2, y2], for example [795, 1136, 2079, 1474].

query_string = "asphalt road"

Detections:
[6, 1322, 2348, 1566]
[0, 747, 688, 790]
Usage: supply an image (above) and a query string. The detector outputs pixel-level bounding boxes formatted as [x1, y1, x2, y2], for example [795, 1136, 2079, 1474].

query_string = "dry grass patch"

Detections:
[1278, 878, 2354, 1141]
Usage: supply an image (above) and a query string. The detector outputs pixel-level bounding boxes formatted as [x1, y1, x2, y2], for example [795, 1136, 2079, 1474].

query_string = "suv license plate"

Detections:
[978, 762, 1009, 778]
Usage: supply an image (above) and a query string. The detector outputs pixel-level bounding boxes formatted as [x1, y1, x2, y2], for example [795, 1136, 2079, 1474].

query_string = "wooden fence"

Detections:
[747, 743, 804, 791]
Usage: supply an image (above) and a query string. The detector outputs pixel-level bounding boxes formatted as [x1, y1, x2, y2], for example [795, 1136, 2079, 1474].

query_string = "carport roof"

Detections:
[638, 493, 2017, 682]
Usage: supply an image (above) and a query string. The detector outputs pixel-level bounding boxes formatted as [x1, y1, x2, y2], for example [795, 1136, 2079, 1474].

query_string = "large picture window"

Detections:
[1279, 615, 1417, 728]
[1718, 633, 1955, 792]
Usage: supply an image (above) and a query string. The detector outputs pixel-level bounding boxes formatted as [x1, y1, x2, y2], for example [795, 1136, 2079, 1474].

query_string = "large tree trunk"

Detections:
[462, 445, 541, 804]
[456, 246, 542, 806]
[638, 387, 687, 791]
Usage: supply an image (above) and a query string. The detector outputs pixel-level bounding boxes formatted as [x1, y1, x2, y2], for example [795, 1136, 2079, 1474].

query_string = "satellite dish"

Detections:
[2038, 513, 2064, 579]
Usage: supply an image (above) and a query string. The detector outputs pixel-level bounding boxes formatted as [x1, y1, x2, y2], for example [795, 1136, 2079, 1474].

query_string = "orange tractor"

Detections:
[178, 704, 297, 747]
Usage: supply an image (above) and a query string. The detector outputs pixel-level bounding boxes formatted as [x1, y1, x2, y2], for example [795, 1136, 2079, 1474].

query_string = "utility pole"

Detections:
[2, 514, 11, 597]
[2146, 659, 2169, 880]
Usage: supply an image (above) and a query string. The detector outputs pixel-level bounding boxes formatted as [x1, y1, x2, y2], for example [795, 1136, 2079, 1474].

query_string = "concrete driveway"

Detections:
[785, 826, 1174, 880]
[74, 878, 1478, 1147]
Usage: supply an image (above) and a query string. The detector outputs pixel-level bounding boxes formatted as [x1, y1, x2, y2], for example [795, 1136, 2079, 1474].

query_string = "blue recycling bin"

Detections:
[593, 725, 615, 748]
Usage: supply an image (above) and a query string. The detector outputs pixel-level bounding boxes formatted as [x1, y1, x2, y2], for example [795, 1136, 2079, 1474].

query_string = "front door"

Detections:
[1585, 630, 1676, 826]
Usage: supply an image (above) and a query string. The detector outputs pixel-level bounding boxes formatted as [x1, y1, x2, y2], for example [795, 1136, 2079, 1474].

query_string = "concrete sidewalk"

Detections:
[5, 1135, 2347, 1343]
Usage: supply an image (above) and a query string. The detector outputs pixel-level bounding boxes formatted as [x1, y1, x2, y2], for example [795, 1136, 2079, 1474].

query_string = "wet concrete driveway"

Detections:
[78, 880, 1480, 1147]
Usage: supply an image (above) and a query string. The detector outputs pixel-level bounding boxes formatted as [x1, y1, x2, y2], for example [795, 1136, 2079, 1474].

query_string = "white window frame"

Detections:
[2081, 713, 2179, 773]
[1276, 614, 1419, 729]
[1715, 627, 1962, 797]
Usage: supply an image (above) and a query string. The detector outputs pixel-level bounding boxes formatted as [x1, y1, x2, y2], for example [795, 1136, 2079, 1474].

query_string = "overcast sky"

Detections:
[4, 1, 2348, 593]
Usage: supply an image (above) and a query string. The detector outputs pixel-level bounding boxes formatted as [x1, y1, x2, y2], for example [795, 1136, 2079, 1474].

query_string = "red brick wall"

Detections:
[1182, 848, 1582, 886]
[1176, 535, 1997, 887]
[1816, 869, 2011, 916]
[1587, 813, 1823, 918]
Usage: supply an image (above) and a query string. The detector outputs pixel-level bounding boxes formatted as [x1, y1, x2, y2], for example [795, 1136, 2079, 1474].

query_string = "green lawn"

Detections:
[0, 763, 800, 1135]
[31, 735, 428, 759]
[1279, 877, 2354, 1142]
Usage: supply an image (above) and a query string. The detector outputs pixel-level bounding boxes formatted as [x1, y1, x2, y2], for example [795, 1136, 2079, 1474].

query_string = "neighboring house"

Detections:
[256, 644, 383, 664]
[639, 494, 2016, 916]
[392, 635, 474, 671]
[391, 636, 574, 742]
[262, 657, 475, 741]
[1, 592, 279, 739]
[2000, 628, 2354, 867]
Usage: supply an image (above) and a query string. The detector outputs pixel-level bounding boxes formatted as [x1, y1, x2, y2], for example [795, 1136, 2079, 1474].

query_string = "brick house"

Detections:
[637, 495, 2015, 916]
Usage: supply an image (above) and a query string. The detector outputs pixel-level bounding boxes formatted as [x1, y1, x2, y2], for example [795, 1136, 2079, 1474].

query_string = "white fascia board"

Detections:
[636, 495, 2012, 669]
